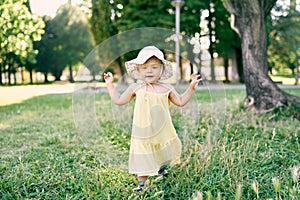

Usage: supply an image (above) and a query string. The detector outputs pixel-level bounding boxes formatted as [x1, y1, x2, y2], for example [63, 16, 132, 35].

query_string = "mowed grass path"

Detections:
[0, 87, 299, 199]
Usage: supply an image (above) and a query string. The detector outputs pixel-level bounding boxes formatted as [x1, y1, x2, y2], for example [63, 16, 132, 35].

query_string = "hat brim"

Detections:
[125, 60, 173, 80]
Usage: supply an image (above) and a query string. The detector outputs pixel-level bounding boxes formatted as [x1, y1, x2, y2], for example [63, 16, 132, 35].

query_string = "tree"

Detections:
[24, 51, 37, 84]
[267, 0, 300, 75]
[0, 0, 44, 85]
[90, 0, 119, 44]
[180, 1, 208, 78]
[116, 0, 241, 83]
[50, 3, 94, 81]
[34, 16, 57, 83]
[115, 0, 208, 81]
[213, 0, 242, 83]
[223, 0, 300, 111]
[90, 0, 123, 78]
[23, 0, 38, 84]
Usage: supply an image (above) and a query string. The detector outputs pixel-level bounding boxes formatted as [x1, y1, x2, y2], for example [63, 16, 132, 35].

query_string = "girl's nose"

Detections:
[147, 66, 152, 72]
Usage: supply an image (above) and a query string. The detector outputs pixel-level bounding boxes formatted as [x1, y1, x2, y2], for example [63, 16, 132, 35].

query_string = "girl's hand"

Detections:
[104, 72, 114, 84]
[190, 73, 202, 90]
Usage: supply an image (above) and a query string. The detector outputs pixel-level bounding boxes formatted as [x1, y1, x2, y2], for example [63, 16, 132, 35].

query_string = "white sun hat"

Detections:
[125, 46, 173, 80]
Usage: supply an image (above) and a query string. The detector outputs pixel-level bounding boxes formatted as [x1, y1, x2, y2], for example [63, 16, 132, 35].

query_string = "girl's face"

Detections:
[137, 57, 163, 84]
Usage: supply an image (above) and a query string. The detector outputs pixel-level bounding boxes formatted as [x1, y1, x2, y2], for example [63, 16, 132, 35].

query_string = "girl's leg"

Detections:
[133, 176, 148, 192]
[138, 176, 148, 182]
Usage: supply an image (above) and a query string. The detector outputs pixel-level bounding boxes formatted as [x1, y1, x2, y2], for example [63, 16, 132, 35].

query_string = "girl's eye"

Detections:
[151, 65, 160, 69]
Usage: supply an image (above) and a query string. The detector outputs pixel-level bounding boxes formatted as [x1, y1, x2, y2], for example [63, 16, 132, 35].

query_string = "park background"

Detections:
[1, 0, 300, 199]
[1, 0, 300, 85]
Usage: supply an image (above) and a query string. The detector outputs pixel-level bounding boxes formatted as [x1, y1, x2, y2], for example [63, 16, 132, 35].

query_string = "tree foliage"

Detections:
[90, 0, 119, 45]
[90, 0, 243, 82]
[213, 0, 239, 59]
[52, 3, 93, 81]
[34, 16, 58, 83]
[267, 0, 300, 74]
[99, 0, 208, 78]
[0, 0, 44, 84]
[90, 0, 125, 78]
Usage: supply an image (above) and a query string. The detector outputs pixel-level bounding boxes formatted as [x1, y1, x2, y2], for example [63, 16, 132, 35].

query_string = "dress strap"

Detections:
[158, 82, 173, 91]
[132, 83, 144, 94]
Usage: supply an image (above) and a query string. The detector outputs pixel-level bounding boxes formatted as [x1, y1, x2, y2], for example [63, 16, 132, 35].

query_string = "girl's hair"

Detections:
[145, 56, 163, 64]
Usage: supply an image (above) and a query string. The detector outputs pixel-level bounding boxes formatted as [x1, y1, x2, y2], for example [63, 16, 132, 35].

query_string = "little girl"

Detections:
[104, 46, 201, 192]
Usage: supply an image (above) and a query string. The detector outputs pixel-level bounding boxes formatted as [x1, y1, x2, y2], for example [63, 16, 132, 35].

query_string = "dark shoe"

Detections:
[133, 181, 145, 192]
[158, 166, 168, 178]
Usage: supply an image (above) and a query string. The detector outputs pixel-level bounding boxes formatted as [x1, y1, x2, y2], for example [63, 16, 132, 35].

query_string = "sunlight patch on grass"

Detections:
[270, 75, 296, 85]
[0, 84, 74, 106]
[0, 123, 10, 130]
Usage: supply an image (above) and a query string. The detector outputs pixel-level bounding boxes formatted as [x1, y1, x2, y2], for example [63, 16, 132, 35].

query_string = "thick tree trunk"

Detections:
[240, 13, 293, 111]
[224, 0, 300, 112]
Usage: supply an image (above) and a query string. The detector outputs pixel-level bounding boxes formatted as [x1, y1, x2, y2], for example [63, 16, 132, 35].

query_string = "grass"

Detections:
[0, 88, 299, 199]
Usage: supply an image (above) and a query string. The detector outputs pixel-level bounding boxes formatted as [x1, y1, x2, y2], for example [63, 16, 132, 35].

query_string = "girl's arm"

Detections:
[169, 73, 201, 107]
[104, 72, 136, 105]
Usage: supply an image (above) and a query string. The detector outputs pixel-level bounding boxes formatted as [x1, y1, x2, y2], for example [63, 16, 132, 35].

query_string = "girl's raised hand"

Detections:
[104, 72, 114, 84]
[190, 73, 202, 90]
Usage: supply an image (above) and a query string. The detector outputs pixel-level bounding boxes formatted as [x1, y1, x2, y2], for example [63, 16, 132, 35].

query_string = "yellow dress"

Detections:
[129, 86, 182, 176]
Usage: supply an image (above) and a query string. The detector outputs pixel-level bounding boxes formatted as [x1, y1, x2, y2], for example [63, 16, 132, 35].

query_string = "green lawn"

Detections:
[0, 88, 299, 199]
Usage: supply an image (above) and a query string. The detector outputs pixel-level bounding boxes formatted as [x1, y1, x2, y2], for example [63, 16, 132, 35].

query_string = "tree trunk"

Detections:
[21, 67, 24, 84]
[180, 56, 184, 82]
[236, 47, 244, 83]
[69, 64, 74, 83]
[186, 42, 195, 76]
[115, 57, 126, 83]
[291, 68, 295, 75]
[208, 0, 216, 82]
[13, 72, 17, 85]
[224, 0, 300, 112]
[240, 10, 288, 110]
[29, 70, 33, 84]
[0, 64, 2, 85]
[231, 47, 239, 82]
[8, 68, 11, 85]
[223, 57, 230, 83]
[44, 72, 49, 83]
[190, 62, 194, 75]
[53, 71, 62, 81]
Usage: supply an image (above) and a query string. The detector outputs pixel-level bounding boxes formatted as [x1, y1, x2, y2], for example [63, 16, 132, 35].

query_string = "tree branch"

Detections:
[222, 0, 236, 14]
[229, 14, 240, 36]
[261, 0, 278, 16]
